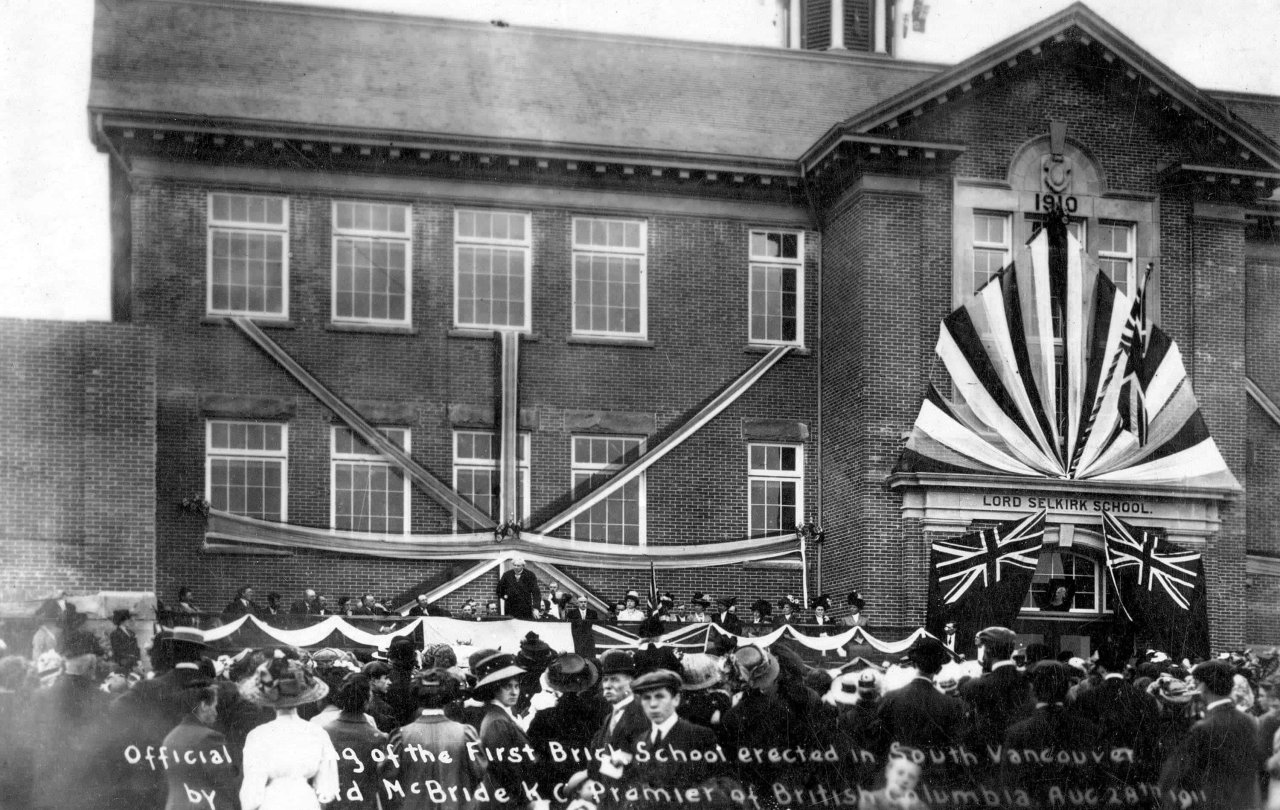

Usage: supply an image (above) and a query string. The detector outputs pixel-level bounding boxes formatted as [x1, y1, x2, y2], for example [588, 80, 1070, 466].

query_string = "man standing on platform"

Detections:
[496, 556, 541, 620]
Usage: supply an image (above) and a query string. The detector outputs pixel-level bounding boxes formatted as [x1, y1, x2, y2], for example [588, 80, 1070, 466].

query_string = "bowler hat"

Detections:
[600, 648, 636, 677]
[906, 636, 949, 671]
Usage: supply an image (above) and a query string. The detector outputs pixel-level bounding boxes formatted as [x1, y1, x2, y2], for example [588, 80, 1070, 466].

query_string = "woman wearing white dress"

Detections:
[238, 653, 340, 810]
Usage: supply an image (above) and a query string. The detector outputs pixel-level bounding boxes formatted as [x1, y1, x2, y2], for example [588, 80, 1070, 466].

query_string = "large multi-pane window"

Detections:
[1097, 220, 1136, 296]
[208, 193, 288, 316]
[331, 427, 409, 534]
[206, 421, 287, 521]
[748, 443, 803, 537]
[455, 209, 531, 330]
[749, 230, 803, 345]
[572, 436, 644, 545]
[332, 201, 411, 324]
[970, 212, 1011, 294]
[453, 431, 530, 529]
[1022, 551, 1106, 613]
[572, 217, 646, 337]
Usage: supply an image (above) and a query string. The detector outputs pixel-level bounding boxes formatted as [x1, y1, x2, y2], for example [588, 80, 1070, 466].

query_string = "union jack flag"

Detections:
[931, 510, 1046, 605]
[1101, 510, 1201, 613]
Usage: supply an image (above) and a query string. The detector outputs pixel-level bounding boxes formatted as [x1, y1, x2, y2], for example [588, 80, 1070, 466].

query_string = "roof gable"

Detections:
[828, 2, 1280, 174]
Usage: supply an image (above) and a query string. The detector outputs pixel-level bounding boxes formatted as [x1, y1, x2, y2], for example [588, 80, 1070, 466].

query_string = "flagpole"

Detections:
[799, 534, 809, 610]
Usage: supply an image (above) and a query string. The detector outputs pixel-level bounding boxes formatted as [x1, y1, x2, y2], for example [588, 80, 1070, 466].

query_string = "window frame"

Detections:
[206, 192, 289, 318]
[970, 210, 1013, 296]
[1021, 549, 1109, 614]
[329, 426, 411, 535]
[330, 200, 413, 327]
[205, 420, 288, 522]
[746, 442, 804, 538]
[571, 434, 646, 546]
[453, 208, 533, 332]
[747, 229, 805, 347]
[451, 430, 532, 530]
[571, 216, 648, 339]
[1097, 220, 1137, 296]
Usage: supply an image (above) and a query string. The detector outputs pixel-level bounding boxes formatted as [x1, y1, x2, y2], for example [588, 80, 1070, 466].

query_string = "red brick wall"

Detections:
[0, 319, 156, 600]
[128, 178, 820, 609]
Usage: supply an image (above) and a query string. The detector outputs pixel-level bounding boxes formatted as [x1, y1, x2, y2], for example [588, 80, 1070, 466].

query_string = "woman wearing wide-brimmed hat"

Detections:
[527, 653, 606, 788]
[472, 650, 538, 808]
[675, 653, 729, 728]
[238, 655, 339, 810]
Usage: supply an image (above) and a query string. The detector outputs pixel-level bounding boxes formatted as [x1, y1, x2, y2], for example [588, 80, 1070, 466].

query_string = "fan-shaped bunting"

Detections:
[898, 224, 1238, 491]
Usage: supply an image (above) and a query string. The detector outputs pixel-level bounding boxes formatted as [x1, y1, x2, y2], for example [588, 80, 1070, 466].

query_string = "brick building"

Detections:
[0, 320, 156, 601]
[86, 0, 1280, 651]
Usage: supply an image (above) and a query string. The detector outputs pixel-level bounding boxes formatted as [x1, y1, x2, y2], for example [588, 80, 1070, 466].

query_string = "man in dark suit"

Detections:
[221, 585, 260, 618]
[563, 594, 600, 623]
[496, 556, 540, 619]
[1071, 639, 1162, 788]
[942, 622, 959, 654]
[625, 669, 721, 795]
[288, 588, 325, 615]
[876, 637, 965, 761]
[1159, 659, 1262, 809]
[408, 593, 451, 617]
[27, 630, 109, 810]
[713, 596, 742, 634]
[590, 649, 648, 755]
[1001, 661, 1102, 804]
[959, 626, 1034, 754]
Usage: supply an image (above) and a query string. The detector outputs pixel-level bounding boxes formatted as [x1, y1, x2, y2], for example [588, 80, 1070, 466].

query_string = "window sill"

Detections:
[744, 343, 810, 356]
[448, 328, 538, 341]
[326, 322, 419, 335]
[202, 316, 295, 329]
[567, 335, 655, 348]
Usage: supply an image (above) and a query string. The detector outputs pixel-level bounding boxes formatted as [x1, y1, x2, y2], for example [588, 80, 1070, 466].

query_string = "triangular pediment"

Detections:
[802, 2, 1280, 188]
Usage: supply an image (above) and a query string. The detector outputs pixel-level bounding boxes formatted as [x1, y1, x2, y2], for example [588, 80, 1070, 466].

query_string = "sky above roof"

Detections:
[2, 0, 1277, 320]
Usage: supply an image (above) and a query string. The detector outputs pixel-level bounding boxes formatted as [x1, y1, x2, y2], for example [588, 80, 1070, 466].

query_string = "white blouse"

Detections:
[239, 714, 339, 810]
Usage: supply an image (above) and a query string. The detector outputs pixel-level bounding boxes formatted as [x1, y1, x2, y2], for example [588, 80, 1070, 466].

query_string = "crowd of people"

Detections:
[6, 586, 1280, 810]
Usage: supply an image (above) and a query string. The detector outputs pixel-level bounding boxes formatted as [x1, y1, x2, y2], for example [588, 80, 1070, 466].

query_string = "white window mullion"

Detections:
[454, 209, 532, 331]
[332, 201, 411, 325]
[572, 217, 647, 338]
[453, 430, 530, 530]
[571, 435, 645, 546]
[747, 442, 803, 538]
[206, 420, 288, 521]
[331, 426, 409, 534]
[748, 230, 804, 346]
[207, 193, 288, 318]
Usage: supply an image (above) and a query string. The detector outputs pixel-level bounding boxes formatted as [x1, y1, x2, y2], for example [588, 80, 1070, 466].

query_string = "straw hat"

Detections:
[680, 653, 721, 691]
[239, 656, 329, 708]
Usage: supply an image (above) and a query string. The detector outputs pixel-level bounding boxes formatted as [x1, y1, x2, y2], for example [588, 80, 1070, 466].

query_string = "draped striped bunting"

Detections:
[900, 228, 1238, 491]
